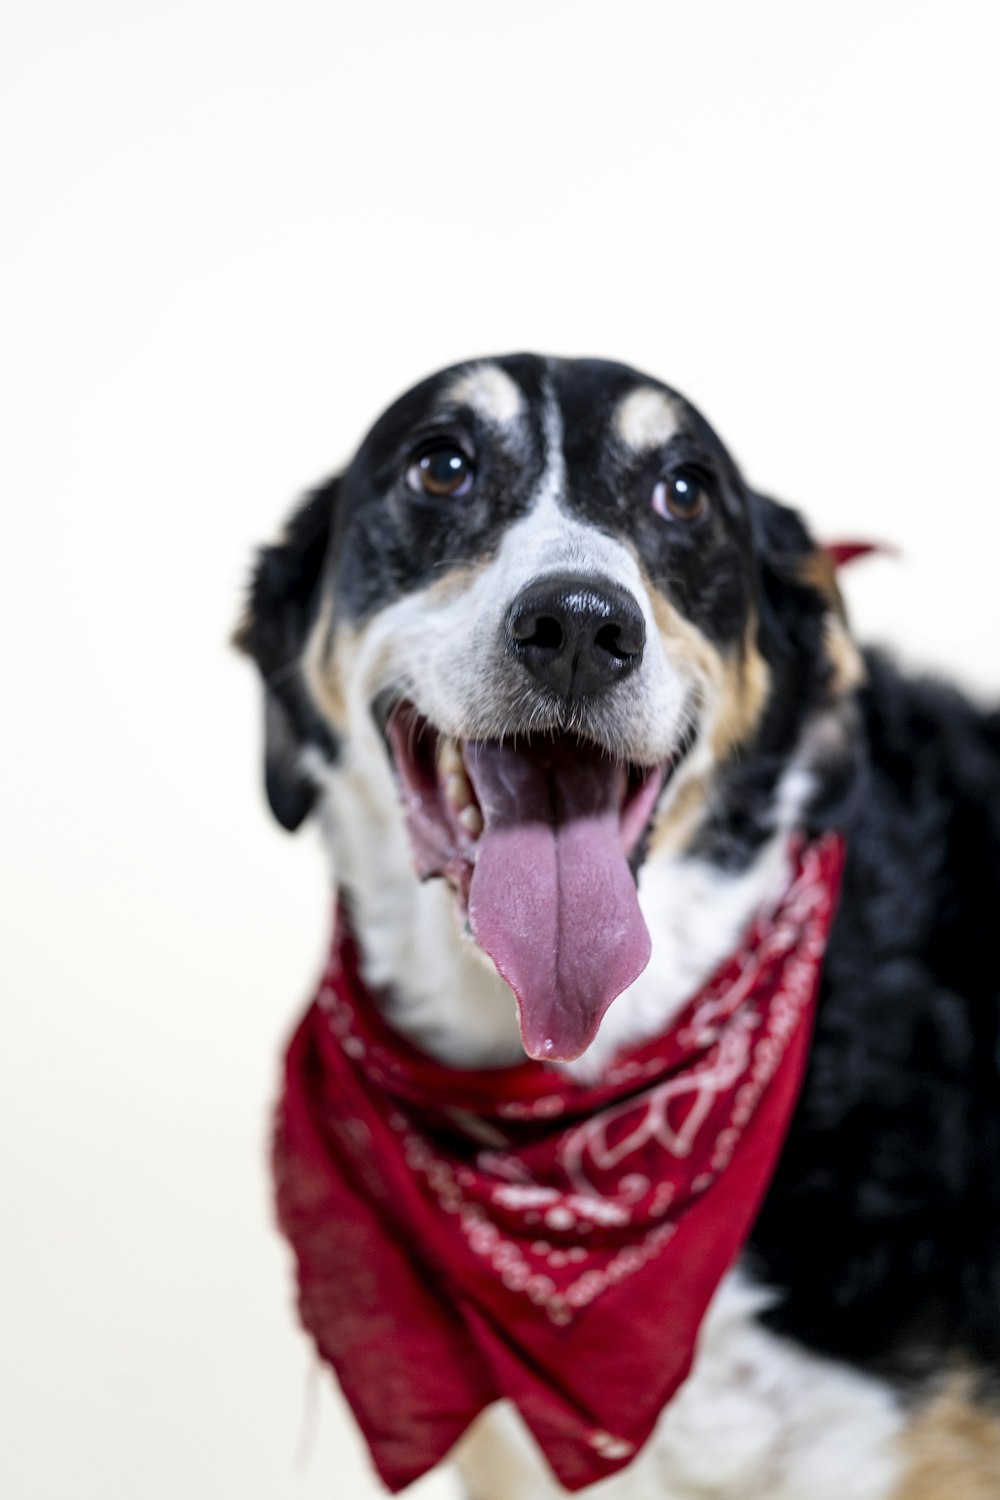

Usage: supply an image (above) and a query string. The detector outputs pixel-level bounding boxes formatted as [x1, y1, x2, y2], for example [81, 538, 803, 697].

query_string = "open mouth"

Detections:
[384, 704, 672, 1063]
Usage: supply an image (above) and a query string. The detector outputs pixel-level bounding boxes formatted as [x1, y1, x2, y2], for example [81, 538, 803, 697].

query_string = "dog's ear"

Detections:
[233, 477, 340, 832]
[748, 490, 863, 701]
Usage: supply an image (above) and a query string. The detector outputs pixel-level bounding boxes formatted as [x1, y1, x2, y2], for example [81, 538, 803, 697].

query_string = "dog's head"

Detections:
[236, 355, 860, 1062]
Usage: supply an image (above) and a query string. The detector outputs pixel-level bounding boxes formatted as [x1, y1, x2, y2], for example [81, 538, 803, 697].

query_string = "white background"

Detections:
[2, 3, 998, 1497]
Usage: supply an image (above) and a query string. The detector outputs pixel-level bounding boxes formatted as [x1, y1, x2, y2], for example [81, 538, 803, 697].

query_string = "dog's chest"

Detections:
[454, 1272, 904, 1500]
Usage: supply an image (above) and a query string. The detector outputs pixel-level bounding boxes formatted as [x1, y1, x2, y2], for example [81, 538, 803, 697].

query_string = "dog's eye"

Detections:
[406, 445, 475, 498]
[652, 469, 710, 523]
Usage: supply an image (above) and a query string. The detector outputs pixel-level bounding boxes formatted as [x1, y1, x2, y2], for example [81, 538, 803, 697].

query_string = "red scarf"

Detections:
[274, 833, 845, 1493]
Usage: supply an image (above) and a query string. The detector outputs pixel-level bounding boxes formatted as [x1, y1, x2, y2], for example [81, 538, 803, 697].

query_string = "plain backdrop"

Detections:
[2, 2, 998, 1497]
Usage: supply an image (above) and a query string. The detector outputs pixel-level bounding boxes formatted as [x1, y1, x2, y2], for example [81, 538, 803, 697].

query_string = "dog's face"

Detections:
[237, 355, 859, 1063]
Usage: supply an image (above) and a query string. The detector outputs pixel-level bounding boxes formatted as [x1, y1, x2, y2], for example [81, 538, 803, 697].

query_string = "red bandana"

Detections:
[274, 833, 845, 1493]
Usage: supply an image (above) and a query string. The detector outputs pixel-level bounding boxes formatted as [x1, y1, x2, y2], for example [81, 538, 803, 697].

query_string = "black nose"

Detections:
[505, 574, 646, 701]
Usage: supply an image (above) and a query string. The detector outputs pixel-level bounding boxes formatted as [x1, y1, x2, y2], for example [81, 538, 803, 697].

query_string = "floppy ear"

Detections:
[749, 492, 828, 649]
[748, 490, 861, 700]
[233, 477, 340, 831]
[746, 489, 851, 660]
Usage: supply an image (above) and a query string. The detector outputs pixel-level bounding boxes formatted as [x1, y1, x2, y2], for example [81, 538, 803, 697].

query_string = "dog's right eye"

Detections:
[406, 445, 475, 498]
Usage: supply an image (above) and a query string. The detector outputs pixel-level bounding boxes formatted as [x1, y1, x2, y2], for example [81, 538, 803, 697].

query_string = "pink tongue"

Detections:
[464, 742, 652, 1062]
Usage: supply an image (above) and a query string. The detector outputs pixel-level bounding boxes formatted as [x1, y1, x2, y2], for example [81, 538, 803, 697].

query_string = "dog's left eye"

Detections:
[652, 469, 710, 523]
[406, 445, 475, 498]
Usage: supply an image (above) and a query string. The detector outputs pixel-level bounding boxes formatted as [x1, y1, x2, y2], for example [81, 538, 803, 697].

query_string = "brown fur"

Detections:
[230, 610, 253, 655]
[645, 583, 772, 760]
[423, 562, 484, 604]
[303, 603, 352, 733]
[646, 772, 715, 861]
[711, 625, 772, 762]
[795, 546, 848, 616]
[897, 1376, 1000, 1499]
[643, 582, 772, 859]
[795, 548, 866, 696]
[303, 565, 485, 734]
[643, 555, 866, 859]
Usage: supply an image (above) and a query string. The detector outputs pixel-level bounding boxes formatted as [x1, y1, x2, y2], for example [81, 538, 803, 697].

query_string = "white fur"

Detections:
[455, 1271, 905, 1500]
[449, 363, 526, 427]
[614, 386, 682, 452]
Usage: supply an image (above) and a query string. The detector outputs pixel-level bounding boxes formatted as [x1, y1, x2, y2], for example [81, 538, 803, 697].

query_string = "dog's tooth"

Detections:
[459, 805, 483, 838]
[437, 737, 463, 777]
[445, 773, 472, 811]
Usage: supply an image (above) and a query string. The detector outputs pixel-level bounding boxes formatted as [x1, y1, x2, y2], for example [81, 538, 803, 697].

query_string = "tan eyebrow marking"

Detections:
[614, 386, 682, 451]
[447, 364, 525, 426]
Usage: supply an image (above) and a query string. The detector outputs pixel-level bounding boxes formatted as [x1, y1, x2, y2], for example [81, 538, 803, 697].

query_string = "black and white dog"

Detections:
[237, 355, 1000, 1498]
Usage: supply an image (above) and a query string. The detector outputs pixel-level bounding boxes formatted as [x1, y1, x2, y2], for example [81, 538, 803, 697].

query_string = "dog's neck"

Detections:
[316, 748, 817, 1082]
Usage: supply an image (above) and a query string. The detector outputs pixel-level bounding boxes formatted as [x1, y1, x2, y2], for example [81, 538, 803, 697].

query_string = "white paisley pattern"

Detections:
[316, 838, 838, 1328]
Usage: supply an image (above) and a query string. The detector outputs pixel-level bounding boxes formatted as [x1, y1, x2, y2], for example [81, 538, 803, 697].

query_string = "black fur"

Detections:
[236, 479, 340, 829]
[749, 653, 1000, 1382]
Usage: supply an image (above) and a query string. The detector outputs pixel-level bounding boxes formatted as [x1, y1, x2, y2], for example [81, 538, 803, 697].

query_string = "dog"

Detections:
[236, 355, 1000, 1499]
